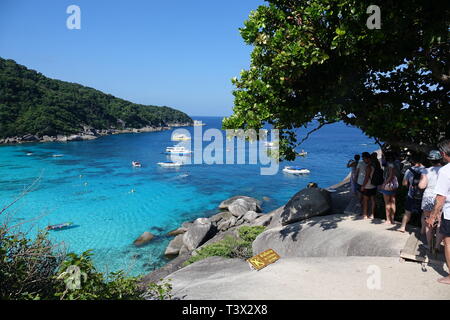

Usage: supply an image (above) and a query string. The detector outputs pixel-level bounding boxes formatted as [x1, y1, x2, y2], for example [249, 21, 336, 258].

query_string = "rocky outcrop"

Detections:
[0, 124, 188, 145]
[280, 188, 332, 226]
[165, 234, 185, 256]
[219, 196, 262, 213]
[182, 218, 213, 251]
[163, 196, 265, 259]
[133, 232, 155, 247]
[252, 213, 410, 258]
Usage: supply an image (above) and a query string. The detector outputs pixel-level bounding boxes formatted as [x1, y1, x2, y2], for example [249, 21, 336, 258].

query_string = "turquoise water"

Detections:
[0, 117, 377, 276]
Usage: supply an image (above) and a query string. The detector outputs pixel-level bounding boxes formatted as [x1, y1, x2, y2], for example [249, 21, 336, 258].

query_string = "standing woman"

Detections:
[419, 150, 444, 251]
[379, 152, 399, 224]
[347, 154, 361, 198]
[361, 152, 377, 219]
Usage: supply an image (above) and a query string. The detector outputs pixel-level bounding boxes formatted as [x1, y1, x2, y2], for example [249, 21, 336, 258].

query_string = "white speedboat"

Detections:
[297, 150, 308, 156]
[264, 141, 278, 148]
[282, 166, 310, 175]
[172, 134, 191, 141]
[132, 161, 142, 167]
[165, 146, 192, 155]
[193, 120, 206, 126]
[158, 161, 182, 167]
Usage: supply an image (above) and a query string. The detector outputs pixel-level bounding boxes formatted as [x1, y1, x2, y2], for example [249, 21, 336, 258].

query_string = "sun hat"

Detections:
[427, 150, 442, 160]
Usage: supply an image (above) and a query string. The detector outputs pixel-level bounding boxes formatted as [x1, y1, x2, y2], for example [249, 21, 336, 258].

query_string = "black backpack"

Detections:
[371, 166, 384, 186]
[409, 168, 424, 200]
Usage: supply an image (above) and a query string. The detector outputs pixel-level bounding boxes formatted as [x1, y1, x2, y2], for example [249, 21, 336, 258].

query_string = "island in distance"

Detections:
[0, 57, 193, 144]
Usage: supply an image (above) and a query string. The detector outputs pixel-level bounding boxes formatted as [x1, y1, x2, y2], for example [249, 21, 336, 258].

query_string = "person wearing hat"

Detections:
[418, 150, 444, 252]
[427, 139, 450, 285]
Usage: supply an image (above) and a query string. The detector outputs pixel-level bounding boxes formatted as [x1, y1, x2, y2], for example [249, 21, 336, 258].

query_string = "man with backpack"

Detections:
[398, 155, 426, 232]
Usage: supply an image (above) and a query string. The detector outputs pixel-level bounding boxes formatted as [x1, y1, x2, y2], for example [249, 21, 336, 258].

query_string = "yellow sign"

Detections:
[247, 249, 280, 271]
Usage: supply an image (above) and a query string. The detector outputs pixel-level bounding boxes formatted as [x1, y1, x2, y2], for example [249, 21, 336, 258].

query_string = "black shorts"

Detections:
[361, 188, 377, 197]
[440, 214, 450, 237]
[405, 196, 422, 214]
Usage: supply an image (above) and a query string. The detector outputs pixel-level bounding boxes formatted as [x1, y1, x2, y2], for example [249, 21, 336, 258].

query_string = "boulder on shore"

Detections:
[165, 234, 185, 256]
[182, 218, 214, 251]
[133, 232, 155, 247]
[280, 188, 332, 226]
[219, 196, 262, 213]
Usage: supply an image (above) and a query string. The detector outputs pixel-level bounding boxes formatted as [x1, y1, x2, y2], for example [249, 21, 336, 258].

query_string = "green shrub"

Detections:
[184, 225, 266, 266]
[0, 224, 172, 300]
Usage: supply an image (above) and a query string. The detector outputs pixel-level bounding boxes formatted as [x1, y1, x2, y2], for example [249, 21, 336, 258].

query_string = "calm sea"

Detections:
[0, 116, 377, 276]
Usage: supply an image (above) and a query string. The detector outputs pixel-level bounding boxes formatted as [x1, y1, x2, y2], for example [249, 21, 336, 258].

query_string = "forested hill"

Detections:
[0, 58, 192, 139]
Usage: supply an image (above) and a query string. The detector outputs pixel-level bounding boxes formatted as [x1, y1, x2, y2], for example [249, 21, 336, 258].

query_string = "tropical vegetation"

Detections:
[223, 0, 449, 160]
[0, 57, 192, 139]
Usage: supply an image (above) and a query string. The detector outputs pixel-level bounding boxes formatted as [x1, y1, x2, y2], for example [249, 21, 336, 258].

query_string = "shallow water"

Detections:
[0, 117, 377, 276]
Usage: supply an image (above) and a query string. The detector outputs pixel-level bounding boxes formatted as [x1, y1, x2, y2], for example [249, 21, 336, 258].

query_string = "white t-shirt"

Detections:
[434, 163, 450, 220]
[356, 161, 367, 185]
[423, 166, 442, 198]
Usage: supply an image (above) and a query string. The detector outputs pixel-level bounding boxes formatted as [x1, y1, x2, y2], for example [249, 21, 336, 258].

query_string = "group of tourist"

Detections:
[347, 140, 450, 285]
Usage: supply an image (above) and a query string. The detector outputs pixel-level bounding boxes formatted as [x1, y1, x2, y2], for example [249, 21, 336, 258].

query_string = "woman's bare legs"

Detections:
[398, 211, 411, 232]
[383, 194, 396, 224]
[369, 195, 376, 219]
[390, 195, 396, 224]
[362, 195, 369, 219]
[423, 210, 433, 248]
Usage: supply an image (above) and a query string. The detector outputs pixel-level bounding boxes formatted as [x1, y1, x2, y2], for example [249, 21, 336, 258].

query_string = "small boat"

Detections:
[132, 161, 142, 167]
[264, 142, 278, 148]
[165, 146, 192, 155]
[193, 120, 206, 126]
[46, 222, 73, 231]
[172, 134, 191, 141]
[297, 150, 308, 156]
[282, 166, 310, 175]
[26, 153, 33, 156]
[158, 161, 182, 167]
[52, 154, 64, 157]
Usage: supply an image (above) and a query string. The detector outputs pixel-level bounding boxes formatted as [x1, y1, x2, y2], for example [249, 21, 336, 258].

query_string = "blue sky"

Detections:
[0, 0, 265, 116]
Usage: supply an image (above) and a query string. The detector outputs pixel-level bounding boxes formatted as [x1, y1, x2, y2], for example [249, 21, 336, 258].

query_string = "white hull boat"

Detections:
[158, 161, 182, 167]
[282, 166, 310, 175]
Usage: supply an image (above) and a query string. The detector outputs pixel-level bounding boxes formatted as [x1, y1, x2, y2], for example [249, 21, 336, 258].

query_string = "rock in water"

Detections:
[167, 227, 188, 237]
[133, 231, 155, 247]
[280, 188, 332, 226]
[182, 218, 213, 251]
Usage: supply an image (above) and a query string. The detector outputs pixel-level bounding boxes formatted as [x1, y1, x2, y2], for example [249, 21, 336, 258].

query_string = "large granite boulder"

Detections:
[219, 196, 262, 213]
[209, 211, 233, 225]
[182, 218, 214, 251]
[252, 214, 410, 258]
[243, 211, 259, 223]
[165, 234, 185, 256]
[133, 232, 155, 247]
[280, 188, 331, 226]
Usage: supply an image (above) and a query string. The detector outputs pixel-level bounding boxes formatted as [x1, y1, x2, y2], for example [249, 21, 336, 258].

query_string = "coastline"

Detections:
[0, 122, 193, 145]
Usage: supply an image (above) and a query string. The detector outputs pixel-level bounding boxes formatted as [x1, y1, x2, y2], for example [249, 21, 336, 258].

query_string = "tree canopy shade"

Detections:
[223, 0, 449, 160]
[0, 58, 192, 139]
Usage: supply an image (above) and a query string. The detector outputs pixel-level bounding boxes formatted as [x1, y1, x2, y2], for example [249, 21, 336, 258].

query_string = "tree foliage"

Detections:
[223, 0, 449, 160]
[0, 58, 192, 139]
[0, 226, 173, 300]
